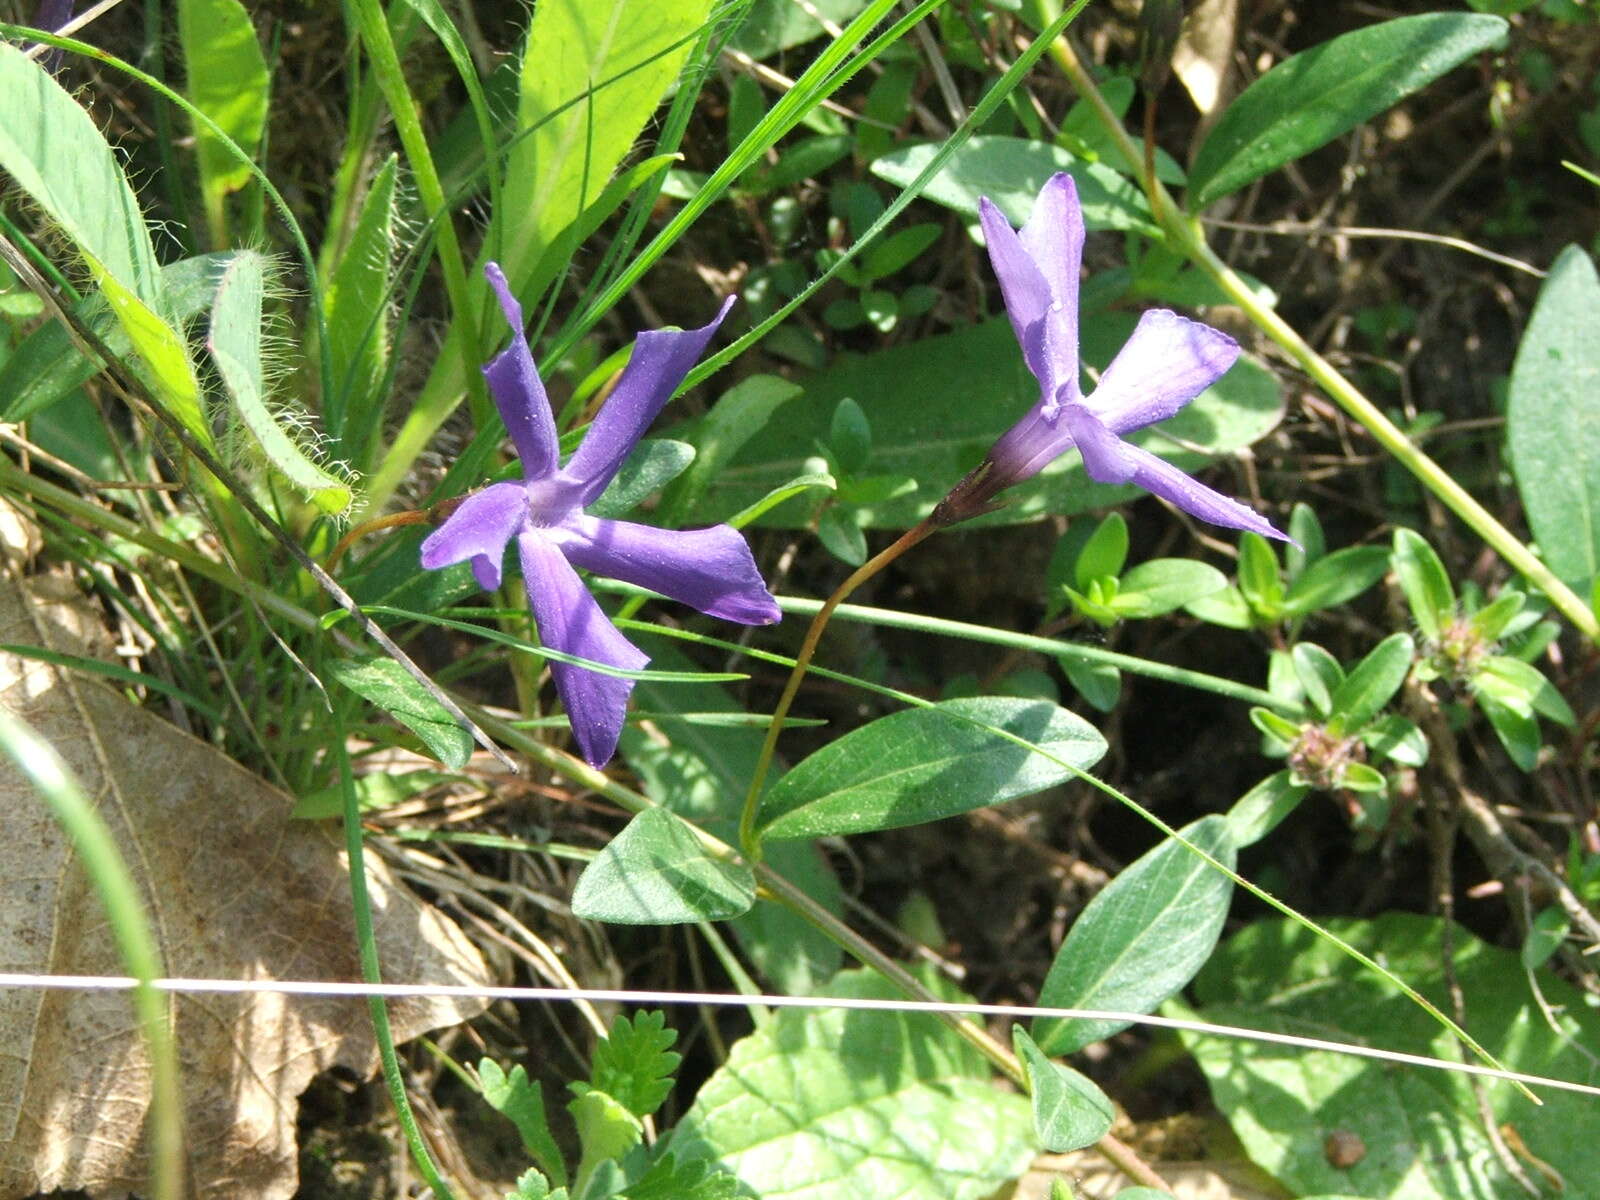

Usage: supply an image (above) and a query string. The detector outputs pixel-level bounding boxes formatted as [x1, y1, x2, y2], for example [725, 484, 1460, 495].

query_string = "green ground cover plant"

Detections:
[1, 1, 1597, 1198]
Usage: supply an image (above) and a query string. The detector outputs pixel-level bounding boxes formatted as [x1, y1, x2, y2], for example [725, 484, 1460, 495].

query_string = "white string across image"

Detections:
[3, 971, 1597, 1101]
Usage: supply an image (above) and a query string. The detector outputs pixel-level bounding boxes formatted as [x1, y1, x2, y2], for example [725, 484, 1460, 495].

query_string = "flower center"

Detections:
[523, 475, 585, 528]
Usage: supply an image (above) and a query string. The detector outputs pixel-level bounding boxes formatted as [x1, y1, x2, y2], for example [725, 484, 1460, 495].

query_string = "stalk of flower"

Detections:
[738, 174, 1287, 858]
[419, 263, 780, 767]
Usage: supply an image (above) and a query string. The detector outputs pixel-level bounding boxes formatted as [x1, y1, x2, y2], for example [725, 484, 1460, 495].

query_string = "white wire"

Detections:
[2, 972, 1597, 1100]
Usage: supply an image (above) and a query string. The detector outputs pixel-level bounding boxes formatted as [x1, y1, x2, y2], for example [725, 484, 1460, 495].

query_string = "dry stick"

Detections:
[0, 236, 514, 772]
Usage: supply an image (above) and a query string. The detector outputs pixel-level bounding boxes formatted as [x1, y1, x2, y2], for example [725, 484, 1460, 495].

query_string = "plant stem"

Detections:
[1040, 25, 1599, 645]
[336, 731, 458, 1200]
[737, 519, 937, 860]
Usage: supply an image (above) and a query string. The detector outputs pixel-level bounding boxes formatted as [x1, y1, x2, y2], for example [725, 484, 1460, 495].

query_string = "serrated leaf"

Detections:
[757, 698, 1106, 840]
[568, 1088, 642, 1188]
[1506, 245, 1600, 592]
[570, 808, 755, 924]
[667, 968, 1034, 1200]
[1392, 529, 1455, 640]
[1188, 14, 1508, 207]
[209, 251, 353, 514]
[621, 1152, 740, 1200]
[1034, 817, 1236, 1055]
[480, 1059, 567, 1186]
[505, 1168, 569, 1200]
[588, 1012, 680, 1119]
[327, 655, 473, 767]
[1013, 1027, 1115, 1152]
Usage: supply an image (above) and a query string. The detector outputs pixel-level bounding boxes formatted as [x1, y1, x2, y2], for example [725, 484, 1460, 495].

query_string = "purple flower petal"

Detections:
[564, 296, 737, 505]
[1017, 173, 1083, 389]
[1090, 309, 1241, 434]
[419, 480, 527, 589]
[517, 531, 650, 766]
[987, 402, 1075, 486]
[978, 197, 1056, 396]
[552, 513, 781, 625]
[483, 262, 560, 479]
[1063, 404, 1288, 540]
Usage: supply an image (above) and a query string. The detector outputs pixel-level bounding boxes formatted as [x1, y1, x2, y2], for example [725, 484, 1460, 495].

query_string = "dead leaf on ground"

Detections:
[0, 561, 492, 1199]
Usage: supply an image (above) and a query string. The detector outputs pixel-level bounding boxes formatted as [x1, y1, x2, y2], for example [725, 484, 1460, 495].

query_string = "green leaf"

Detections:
[731, 0, 872, 58]
[178, 0, 269, 230]
[587, 1012, 680, 1119]
[1236, 532, 1284, 618]
[1249, 706, 1301, 752]
[505, 1168, 568, 1200]
[1392, 529, 1456, 640]
[1289, 643, 1343, 718]
[1060, 657, 1121, 713]
[208, 252, 353, 515]
[689, 315, 1283, 530]
[570, 808, 755, 924]
[588, 440, 696, 518]
[1506, 245, 1600, 591]
[0, 252, 235, 422]
[1075, 513, 1129, 590]
[619, 641, 844, 995]
[1184, 585, 1254, 630]
[327, 656, 472, 768]
[828, 397, 873, 475]
[1360, 714, 1429, 768]
[871, 135, 1159, 235]
[1285, 501, 1327, 577]
[480, 1059, 568, 1186]
[757, 698, 1107, 841]
[568, 1088, 642, 1191]
[1116, 558, 1226, 616]
[1521, 906, 1569, 971]
[816, 506, 867, 565]
[860, 222, 942, 282]
[87, 261, 209, 445]
[0, 43, 162, 306]
[1188, 14, 1509, 208]
[661, 374, 803, 524]
[1474, 655, 1575, 726]
[1189, 912, 1600, 1200]
[667, 968, 1034, 1200]
[1328, 633, 1413, 731]
[1480, 694, 1541, 771]
[1467, 589, 1525, 643]
[1225, 771, 1309, 848]
[1034, 817, 1237, 1055]
[323, 154, 398, 449]
[498, 0, 714, 287]
[1013, 1028, 1115, 1153]
[621, 1153, 740, 1200]
[1282, 545, 1391, 617]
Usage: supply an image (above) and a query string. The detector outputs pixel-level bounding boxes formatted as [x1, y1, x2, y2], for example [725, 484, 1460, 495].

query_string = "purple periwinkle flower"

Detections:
[943, 173, 1285, 541]
[420, 264, 781, 767]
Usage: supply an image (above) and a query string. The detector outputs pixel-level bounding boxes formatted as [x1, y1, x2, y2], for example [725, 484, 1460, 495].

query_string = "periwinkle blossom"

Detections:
[939, 173, 1286, 541]
[421, 263, 780, 767]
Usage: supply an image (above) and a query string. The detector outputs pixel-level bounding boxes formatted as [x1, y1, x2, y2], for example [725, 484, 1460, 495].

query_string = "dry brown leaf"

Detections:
[0, 562, 491, 1199]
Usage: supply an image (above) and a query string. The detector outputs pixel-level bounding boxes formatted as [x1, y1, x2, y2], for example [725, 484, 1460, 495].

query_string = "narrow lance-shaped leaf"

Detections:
[1506, 245, 1600, 592]
[207, 252, 354, 516]
[322, 154, 398, 455]
[178, 0, 270, 238]
[1188, 14, 1508, 208]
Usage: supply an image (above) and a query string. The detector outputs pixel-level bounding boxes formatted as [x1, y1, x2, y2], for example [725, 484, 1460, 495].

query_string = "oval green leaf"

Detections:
[1013, 1027, 1115, 1153]
[757, 698, 1107, 841]
[1188, 14, 1508, 209]
[1034, 816, 1237, 1055]
[570, 808, 755, 925]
